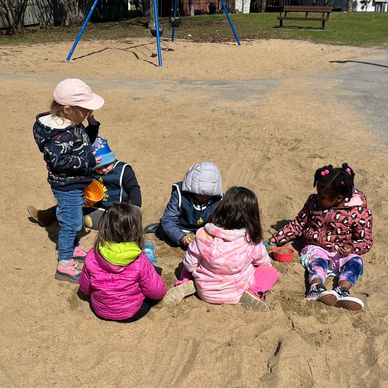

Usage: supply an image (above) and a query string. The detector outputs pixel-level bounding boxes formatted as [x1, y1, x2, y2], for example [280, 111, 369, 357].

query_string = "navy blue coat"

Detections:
[33, 113, 99, 191]
[160, 182, 222, 245]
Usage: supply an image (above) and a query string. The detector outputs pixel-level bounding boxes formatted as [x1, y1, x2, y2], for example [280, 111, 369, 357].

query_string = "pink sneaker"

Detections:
[175, 278, 191, 286]
[73, 245, 87, 262]
[55, 260, 81, 283]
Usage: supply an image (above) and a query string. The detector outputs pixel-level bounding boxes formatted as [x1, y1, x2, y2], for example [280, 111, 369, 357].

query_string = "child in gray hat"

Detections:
[146, 162, 223, 248]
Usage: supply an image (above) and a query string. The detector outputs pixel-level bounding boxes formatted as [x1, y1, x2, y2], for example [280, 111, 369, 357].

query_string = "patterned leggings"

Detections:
[308, 256, 363, 286]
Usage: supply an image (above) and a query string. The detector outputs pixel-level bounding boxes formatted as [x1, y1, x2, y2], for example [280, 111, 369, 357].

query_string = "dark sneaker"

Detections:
[163, 280, 196, 306]
[144, 223, 160, 234]
[306, 283, 338, 306]
[334, 286, 364, 311]
[55, 259, 81, 284]
[240, 291, 268, 312]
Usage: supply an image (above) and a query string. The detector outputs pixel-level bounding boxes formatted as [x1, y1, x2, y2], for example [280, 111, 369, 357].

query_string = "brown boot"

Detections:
[27, 206, 56, 227]
[240, 291, 269, 312]
[162, 281, 196, 306]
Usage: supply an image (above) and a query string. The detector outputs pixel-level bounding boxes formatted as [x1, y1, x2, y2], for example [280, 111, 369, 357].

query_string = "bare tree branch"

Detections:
[0, 0, 28, 34]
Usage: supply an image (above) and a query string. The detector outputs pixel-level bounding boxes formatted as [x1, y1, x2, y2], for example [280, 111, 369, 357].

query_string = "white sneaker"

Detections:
[334, 286, 364, 311]
[163, 281, 196, 306]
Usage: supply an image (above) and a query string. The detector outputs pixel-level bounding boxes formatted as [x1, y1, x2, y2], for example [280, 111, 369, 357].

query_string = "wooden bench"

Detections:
[277, 6, 332, 30]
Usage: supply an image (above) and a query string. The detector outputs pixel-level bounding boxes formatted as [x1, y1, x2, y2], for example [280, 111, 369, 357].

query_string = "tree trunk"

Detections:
[16, 0, 28, 32]
[57, 0, 93, 26]
[0, 0, 29, 34]
[347, 0, 353, 11]
[58, 0, 81, 25]
[149, 0, 155, 26]
[189, 0, 194, 15]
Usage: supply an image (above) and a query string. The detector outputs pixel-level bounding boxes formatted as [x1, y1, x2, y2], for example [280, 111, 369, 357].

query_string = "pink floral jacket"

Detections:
[272, 189, 373, 255]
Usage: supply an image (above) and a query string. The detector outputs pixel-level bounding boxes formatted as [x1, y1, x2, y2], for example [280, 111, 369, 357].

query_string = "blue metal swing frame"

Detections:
[66, 0, 240, 67]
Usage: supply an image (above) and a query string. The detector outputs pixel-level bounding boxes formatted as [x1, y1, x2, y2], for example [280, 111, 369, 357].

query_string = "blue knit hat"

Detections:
[92, 136, 116, 168]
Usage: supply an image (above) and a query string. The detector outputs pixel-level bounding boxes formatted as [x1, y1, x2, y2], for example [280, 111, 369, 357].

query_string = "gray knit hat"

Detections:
[182, 162, 222, 196]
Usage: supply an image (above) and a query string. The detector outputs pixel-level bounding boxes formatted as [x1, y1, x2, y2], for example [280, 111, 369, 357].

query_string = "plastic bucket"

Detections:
[271, 247, 295, 263]
[84, 179, 104, 207]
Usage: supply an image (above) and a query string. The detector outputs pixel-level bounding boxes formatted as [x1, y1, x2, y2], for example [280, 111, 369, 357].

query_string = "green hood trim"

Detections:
[99, 242, 142, 266]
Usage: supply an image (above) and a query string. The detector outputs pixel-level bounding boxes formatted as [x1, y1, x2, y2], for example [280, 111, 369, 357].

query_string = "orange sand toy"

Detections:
[84, 179, 104, 207]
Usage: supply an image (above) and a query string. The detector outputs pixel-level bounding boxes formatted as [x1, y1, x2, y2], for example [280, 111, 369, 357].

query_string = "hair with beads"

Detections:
[94, 203, 144, 252]
[313, 163, 355, 200]
[208, 186, 263, 243]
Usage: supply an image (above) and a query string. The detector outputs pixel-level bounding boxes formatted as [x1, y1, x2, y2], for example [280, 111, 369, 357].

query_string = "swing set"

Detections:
[66, 0, 241, 67]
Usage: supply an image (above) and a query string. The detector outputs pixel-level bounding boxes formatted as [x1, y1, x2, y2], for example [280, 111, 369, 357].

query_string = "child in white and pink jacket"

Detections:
[163, 187, 279, 311]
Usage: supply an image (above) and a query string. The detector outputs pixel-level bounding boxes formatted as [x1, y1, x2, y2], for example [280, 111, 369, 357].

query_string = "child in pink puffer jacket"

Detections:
[79, 203, 167, 321]
[163, 187, 279, 311]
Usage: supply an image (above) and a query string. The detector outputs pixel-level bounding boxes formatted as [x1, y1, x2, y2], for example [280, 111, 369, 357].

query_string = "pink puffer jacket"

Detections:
[272, 189, 373, 255]
[183, 223, 271, 305]
[80, 249, 167, 320]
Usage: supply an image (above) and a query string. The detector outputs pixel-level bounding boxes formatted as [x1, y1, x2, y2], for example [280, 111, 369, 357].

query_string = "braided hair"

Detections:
[313, 163, 355, 200]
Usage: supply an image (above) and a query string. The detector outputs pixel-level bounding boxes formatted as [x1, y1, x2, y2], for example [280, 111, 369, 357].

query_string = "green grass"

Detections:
[1, 12, 388, 47]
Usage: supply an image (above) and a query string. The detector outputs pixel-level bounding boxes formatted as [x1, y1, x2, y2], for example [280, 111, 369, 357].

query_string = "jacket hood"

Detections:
[182, 161, 222, 196]
[311, 189, 367, 210]
[193, 223, 249, 274]
[204, 223, 247, 241]
[34, 113, 72, 151]
[344, 189, 367, 208]
[99, 242, 142, 267]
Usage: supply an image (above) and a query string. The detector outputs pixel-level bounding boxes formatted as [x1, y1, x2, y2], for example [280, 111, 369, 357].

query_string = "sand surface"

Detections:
[0, 38, 387, 387]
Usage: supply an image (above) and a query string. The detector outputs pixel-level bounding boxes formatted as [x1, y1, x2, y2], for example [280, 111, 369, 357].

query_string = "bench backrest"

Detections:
[282, 6, 332, 12]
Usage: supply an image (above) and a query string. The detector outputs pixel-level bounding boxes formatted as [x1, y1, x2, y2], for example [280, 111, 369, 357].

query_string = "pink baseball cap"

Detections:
[53, 78, 104, 110]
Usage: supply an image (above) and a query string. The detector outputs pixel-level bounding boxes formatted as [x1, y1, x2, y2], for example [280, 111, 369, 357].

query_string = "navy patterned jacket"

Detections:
[33, 112, 99, 191]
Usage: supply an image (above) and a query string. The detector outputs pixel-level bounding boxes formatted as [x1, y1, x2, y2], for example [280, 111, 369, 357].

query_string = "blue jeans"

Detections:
[52, 188, 84, 261]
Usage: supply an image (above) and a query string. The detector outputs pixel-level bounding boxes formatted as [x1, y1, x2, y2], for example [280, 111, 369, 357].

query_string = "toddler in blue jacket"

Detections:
[146, 162, 223, 248]
[28, 136, 141, 230]
[83, 136, 141, 229]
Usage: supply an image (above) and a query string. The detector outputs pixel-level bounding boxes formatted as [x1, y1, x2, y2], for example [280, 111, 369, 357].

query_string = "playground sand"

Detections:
[0, 38, 387, 386]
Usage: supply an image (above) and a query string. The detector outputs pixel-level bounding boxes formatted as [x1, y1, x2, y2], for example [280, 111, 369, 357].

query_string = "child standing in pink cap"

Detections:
[33, 78, 105, 283]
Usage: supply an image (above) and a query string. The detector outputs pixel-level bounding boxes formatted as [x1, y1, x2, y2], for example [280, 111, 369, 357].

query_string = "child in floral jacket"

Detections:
[269, 163, 372, 311]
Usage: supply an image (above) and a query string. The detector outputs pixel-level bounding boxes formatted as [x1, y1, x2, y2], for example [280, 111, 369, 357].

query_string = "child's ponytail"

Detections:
[313, 164, 334, 188]
[341, 163, 355, 180]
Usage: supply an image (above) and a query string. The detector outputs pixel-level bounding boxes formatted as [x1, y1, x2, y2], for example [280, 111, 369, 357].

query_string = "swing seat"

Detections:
[169, 16, 181, 28]
[149, 23, 164, 37]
